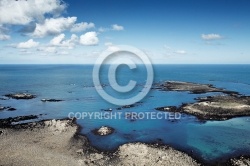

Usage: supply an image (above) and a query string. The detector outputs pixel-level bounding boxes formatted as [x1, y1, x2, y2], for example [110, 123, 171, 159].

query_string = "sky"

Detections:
[0, 0, 250, 64]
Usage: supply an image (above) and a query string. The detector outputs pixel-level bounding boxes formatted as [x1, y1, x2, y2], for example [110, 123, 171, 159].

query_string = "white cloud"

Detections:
[99, 24, 124, 32]
[79, 31, 99, 46]
[50, 33, 78, 49]
[0, 25, 10, 40]
[32, 17, 77, 37]
[37, 46, 57, 53]
[112, 24, 124, 31]
[98, 27, 108, 32]
[17, 39, 39, 49]
[50, 33, 65, 45]
[174, 50, 187, 54]
[0, 32, 10, 40]
[0, 0, 66, 25]
[105, 42, 120, 52]
[201, 33, 222, 40]
[70, 22, 95, 32]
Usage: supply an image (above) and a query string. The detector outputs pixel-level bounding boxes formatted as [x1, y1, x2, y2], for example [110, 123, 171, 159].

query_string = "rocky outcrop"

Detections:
[230, 156, 250, 166]
[7, 107, 16, 111]
[0, 106, 16, 111]
[5, 93, 36, 99]
[117, 143, 200, 166]
[0, 106, 6, 111]
[92, 126, 114, 136]
[0, 115, 38, 127]
[41, 99, 64, 102]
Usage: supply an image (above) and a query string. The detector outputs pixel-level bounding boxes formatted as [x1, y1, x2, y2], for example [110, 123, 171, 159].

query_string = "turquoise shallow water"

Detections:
[0, 64, 250, 164]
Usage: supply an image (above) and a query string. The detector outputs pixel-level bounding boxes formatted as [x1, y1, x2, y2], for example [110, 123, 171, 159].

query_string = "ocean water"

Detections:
[0, 64, 250, 164]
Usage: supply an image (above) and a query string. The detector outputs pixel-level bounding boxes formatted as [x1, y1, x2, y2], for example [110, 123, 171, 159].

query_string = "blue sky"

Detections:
[0, 0, 249, 64]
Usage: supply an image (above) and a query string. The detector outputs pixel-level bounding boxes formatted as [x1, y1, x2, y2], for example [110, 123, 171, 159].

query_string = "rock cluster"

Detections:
[5, 93, 36, 99]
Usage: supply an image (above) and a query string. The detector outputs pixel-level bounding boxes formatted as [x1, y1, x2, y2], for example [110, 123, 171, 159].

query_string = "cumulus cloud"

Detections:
[79, 31, 99, 46]
[50, 34, 65, 45]
[32, 17, 77, 37]
[201, 33, 223, 40]
[111, 24, 124, 31]
[70, 22, 95, 32]
[17, 39, 39, 49]
[50, 33, 78, 48]
[0, 0, 66, 25]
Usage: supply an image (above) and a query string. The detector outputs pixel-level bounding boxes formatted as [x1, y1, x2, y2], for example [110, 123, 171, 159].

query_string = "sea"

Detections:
[0, 64, 250, 164]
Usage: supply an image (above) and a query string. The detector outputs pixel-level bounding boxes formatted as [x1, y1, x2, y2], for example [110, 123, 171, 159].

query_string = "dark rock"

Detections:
[101, 108, 113, 112]
[115, 104, 136, 110]
[7, 107, 16, 111]
[122, 104, 135, 108]
[0, 115, 39, 127]
[41, 99, 64, 102]
[101, 103, 139, 112]
[0, 106, 6, 111]
[5, 93, 36, 99]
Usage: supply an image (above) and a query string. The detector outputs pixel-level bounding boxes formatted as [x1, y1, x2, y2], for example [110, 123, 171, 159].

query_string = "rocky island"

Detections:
[156, 95, 250, 120]
[156, 81, 238, 94]
[155, 81, 250, 120]
[181, 95, 250, 120]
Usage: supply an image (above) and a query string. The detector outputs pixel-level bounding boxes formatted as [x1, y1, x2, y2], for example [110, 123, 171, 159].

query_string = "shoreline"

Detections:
[0, 117, 200, 166]
[0, 117, 249, 165]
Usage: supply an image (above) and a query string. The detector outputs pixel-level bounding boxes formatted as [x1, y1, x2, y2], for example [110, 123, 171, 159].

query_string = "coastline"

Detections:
[0, 117, 200, 166]
[1, 80, 250, 165]
[0, 117, 249, 166]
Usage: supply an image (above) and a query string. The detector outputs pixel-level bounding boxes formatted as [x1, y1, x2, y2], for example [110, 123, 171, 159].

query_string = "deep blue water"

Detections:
[0, 64, 250, 164]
